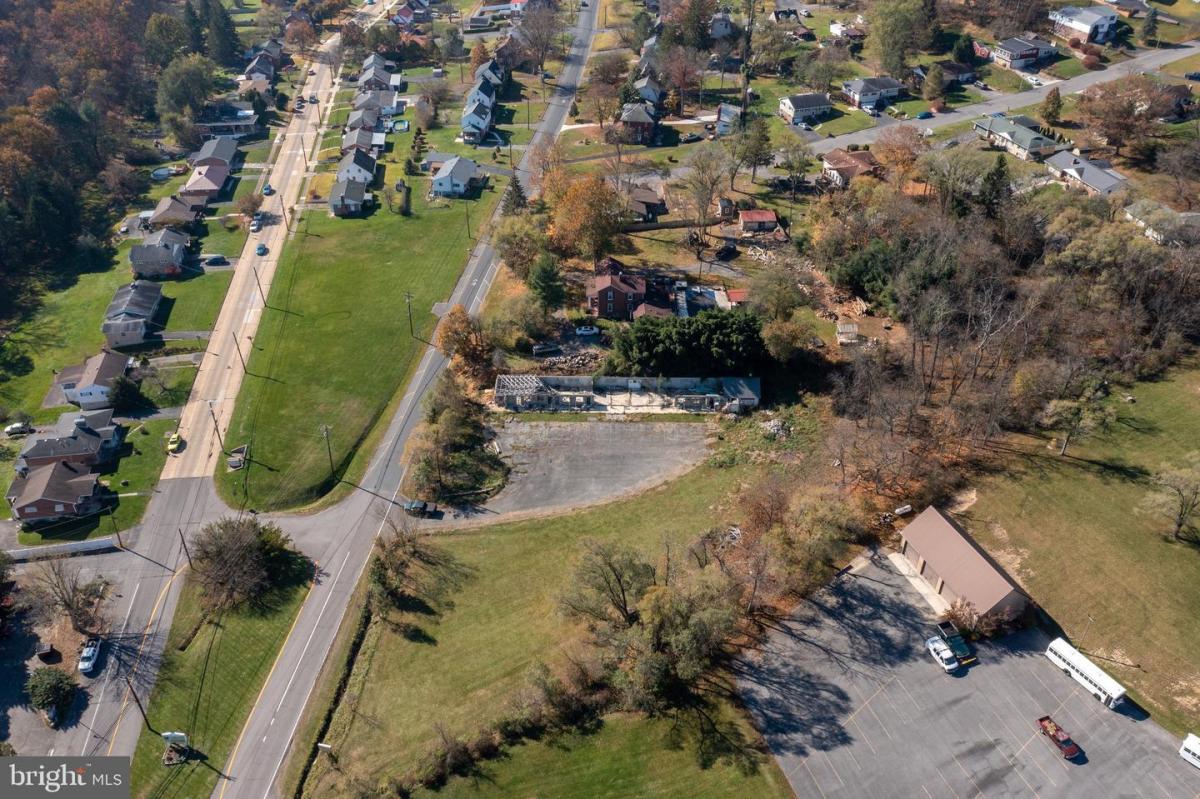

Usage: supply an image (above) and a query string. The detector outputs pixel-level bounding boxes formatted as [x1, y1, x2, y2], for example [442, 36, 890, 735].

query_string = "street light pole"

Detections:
[403, 291, 415, 337]
[231, 333, 248, 373]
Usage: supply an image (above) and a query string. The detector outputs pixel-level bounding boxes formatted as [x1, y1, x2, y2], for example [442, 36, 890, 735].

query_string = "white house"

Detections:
[635, 75, 664, 105]
[475, 58, 506, 87]
[57, 350, 131, 410]
[466, 78, 498, 110]
[778, 93, 831, 124]
[337, 149, 377, 184]
[1046, 151, 1127, 195]
[461, 101, 492, 143]
[1049, 6, 1117, 42]
[353, 90, 403, 116]
[431, 156, 480, 197]
[710, 12, 734, 39]
[841, 76, 904, 108]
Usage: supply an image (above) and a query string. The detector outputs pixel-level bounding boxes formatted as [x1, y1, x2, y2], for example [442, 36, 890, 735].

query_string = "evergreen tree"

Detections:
[502, 173, 527, 215]
[527, 254, 565, 314]
[205, 0, 242, 64]
[619, 75, 639, 106]
[1141, 8, 1159, 46]
[977, 154, 1011, 219]
[951, 34, 974, 65]
[1040, 86, 1063, 125]
[183, 0, 206, 55]
[922, 63, 945, 102]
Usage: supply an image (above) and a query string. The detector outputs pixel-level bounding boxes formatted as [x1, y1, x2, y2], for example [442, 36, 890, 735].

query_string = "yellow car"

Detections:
[166, 433, 183, 453]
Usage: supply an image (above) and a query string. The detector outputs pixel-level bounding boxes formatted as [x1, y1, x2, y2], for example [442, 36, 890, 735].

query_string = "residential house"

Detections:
[1099, 0, 1151, 17]
[587, 272, 647, 320]
[337, 150, 377, 184]
[238, 77, 272, 97]
[841, 76, 904, 108]
[179, 163, 230, 205]
[421, 151, 456, 172]
[467, 15, 491, 29]
[635, 75, 664, 106]
[194, 102, 259, 139]
[353, 90, 403, 116]
[778, 92, 832, 124]
[1049, 5, 1117, 42]
[992, 35, 1057, 70]
[461, 101, 493, 143]
[619, 102, 656, 143]
[495, 34, 533, 72]
[346, 108, 381, 133]
[188, 136, 239, 168]
[972, 114, 1060, 160]
[1045, 151, 1128, 195]
[129, 228, 189, 278]
[341, 127, 386, 155]
[1124, 200, 1200, 245]
[390, 4, 415, 27]
[362, 53, 392, 73]
[102, 281, 162, 347]
[710, 11, 734, 38]
[628, 185, 668, 222]
[830, 21, 866, 41]
[284, 9, 313, 27]
[913, 60, 977, 87]
[359, 66, 405, 92]
[330, 179, 370, 217]
[738, 209, 778, 232]
[245, 53, 275, 82]
[253, 38, 285, 66]
[56, 350, 131, 410]
[147, 195, 200, 228]
[821, 148, 881, 188]
[715, 103, 741, 136]
[5, 462, 103, 524]
[1163, 83, 1196, 121]
[16, 410, 125, 473]
[595, 256, 625, 276]
[430, 156, 480, 197]
[466, 78, 499, 110]
[770, 8, 799, 22]
[475, 58, 507, 88]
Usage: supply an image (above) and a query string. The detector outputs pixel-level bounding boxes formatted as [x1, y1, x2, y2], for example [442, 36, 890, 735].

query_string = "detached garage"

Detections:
[899, 507, 1027, 617]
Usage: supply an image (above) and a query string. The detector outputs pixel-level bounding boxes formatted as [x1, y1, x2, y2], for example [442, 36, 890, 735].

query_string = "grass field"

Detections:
[16, 419, 176, 545]
[130, 566, 310, 799]
[215, 164, 502, 511]
[299, 453, 810, 798]
[964, 366, 1200, 736]
[141, 365, 199, 409]
[1163, 51, 1200, 77]
[160, 271, 235, 332]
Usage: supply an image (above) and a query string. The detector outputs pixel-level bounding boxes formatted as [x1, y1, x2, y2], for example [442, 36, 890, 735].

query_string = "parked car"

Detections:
[936, 620, 977, 666]
[973, 80, 990, 90]
[531, 343, 561, 356]
[4, 421, 33, 437]
[205, 255, 229, 266]
[308, 68, 317, 75]
[253, 211, 265, 222]
[682, 132, 702, 143]
[78, 638, 101, 675]
[249, 220, 262, 233]
[926, 636, 960, 673]
[1185, 71, 1200, 81]
[575, 325, 600, 336]
[256, 243, 269, 256]
[402, 499, 439, 518]
[916, 111, 934, 120]
[166, 432, 183, 453]
[1038, 716, 1081, 758]
[119, 223, 130, 234]
[263, 184, 275, 195]
[799, 122, 813, 131]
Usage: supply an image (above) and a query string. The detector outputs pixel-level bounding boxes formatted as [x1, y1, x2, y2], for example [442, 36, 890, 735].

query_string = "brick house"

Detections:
[587, 273, 647, 320]
[5, 462, 103, 523]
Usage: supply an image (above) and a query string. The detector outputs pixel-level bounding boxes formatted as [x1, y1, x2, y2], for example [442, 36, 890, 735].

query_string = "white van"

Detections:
[1181, 733, 1200, 769]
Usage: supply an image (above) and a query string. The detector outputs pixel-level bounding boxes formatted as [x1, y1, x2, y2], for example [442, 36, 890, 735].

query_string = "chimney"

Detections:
[75, 417, 88, 429]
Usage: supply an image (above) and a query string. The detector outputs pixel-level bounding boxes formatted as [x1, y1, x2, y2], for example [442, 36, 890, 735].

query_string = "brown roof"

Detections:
[739, 209, 778, 223]
[6, 462, 98, 508]
[633, 301, 673, 318]
[901, 507, 1021, 615]
[59, 350, 128, 390]
[591, 273, 646, 296]
[823, 148, 880, 180]
[183, 163, 230, 194]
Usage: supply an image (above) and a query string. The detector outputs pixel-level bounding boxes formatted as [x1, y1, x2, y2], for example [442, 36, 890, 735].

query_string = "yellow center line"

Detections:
[106, 567, 184, 755]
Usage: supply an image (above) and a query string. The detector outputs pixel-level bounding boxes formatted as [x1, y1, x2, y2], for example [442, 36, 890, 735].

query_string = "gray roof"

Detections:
[843, 76, 904, 95]
[145, 228, 189, 248]
[60, 350, 129, 390]
[337, 149, 377, 180]
[1052, 5, 1114, 26]
[362, 53, 389, 71]
[471, 78, 497, 99]
[475, 58, 503, 81]
[104, 281, 162, 323]
[192, 136, 239, 165]
[341, 127, 375, 150]
[330, 179, 367, 205]
[353, 90, 398, 111]
[462, 101, 491, 124]
[19, 410, 123, 464]
[997, 34, 1056, 53]
[421, 151, 455, 168]
[346, 108, 380, 130]
[433, 156, 479, 183]
[149, 195, 198, 224]
[1046, 151, 1127, 194]
[6, 462, 98, 509]
[620, 102, 655, 124]
[973, 115, 1058, 154]
[785, 92, 831, 110]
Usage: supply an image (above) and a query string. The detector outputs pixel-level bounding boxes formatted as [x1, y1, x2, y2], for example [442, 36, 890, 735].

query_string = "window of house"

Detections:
[607, 303, 614, 313]
[54, 504, 65, 512]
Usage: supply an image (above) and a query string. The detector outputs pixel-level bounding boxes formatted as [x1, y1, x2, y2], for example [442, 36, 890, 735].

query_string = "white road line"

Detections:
[81, 580, 142, 755]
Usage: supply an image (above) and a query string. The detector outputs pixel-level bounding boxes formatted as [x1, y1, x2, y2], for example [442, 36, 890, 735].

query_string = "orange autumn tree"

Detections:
[549, 174, 623, 263]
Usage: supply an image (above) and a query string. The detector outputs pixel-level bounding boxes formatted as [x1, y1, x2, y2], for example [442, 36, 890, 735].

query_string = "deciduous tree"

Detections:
[435, 304, 493, 379]
[469, 40, 490, 70]
[156, 53, 219, 117]
[192, 516, 293, 612]
[145, 13, 189, 69]
[517, 5, 566, 71]
[1141, 452, 1200, 542]
[550, 174, 623, 262]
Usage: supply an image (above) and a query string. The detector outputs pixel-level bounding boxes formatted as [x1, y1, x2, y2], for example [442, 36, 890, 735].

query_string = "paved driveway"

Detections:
[738, 554, 1200, 799]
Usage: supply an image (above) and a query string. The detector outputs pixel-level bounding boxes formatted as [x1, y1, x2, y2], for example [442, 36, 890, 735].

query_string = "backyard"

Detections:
[964, 365, 1200, 736]
[215, 163, 502, 511]
[297, 455, 812, 799]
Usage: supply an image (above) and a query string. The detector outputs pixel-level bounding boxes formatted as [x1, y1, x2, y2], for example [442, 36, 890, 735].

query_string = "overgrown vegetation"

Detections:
[409, 371, 508, 503]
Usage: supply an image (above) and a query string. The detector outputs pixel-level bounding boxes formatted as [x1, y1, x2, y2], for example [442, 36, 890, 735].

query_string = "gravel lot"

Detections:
[738, 554, 1200, 799]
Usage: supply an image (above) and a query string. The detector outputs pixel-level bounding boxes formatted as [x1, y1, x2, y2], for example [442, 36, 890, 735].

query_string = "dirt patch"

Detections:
[986, 521, 1033, 584]
[947, 487, 978, 513]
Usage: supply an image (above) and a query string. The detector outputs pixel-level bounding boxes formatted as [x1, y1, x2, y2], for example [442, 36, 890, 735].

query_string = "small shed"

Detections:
[836, 322, 859, 346]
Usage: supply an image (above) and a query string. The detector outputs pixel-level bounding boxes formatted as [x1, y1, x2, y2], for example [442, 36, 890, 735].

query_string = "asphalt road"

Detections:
[208, 5, 601, 798]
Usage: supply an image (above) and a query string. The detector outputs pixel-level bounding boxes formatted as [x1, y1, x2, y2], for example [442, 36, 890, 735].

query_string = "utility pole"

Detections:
[208, 404, 227, 454]
[252, 265, 268, 306]
[177, 528, 193, 569]
[526, 95, 530, 129]
[231, 333, 248, 373]
[403, 292, 415, 337]
[464, 199, 472, 238]
[319, 424, 335, 483]
[125, 676, 155, 733]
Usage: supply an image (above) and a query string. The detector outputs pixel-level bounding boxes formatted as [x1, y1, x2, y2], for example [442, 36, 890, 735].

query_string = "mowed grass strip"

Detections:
[303, 459, 804, 798]
[964, 367, 1200, 735]
[217, 166, 501, 510]
[130, 569, 310, 799]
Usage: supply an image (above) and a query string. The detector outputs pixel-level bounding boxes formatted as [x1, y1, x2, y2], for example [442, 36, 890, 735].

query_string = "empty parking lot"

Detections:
[738, 554, 1200, 799]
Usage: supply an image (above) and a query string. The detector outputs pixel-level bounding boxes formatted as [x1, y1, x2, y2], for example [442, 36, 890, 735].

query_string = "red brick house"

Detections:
[6, 462, 103, 523]
[587, 273, 647, 320]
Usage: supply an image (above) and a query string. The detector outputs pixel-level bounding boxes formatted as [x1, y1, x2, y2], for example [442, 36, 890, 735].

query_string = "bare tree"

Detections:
[516, 5, 567, 72]
[675, 142, 729, 249]
[586, 81, 620, 128]
[1141, 452, 1200, 542]
[658, 45, 706, 115]
[27, 560, 105, 633]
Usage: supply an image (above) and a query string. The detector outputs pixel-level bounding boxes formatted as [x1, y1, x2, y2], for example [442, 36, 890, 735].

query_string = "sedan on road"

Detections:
[206, 255, 229, 266]
[256, 243, 269, 256]
[263, 184, 275, 195]
[78, 638, 101, 675]
[166, 432, 183, 453]
[926, 636, 960, 673]
[681, 132, 702, 143]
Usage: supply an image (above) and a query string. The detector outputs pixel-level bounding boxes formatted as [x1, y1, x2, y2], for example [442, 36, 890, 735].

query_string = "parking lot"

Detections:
[738, 554, 1200, 799]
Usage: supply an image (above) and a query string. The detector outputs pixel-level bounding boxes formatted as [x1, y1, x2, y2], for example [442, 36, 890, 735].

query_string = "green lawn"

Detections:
[196, 215, 250, 257]
[1046, 54, 1089, 80]
[1162, 51, 1200, 77]
[300, 459, 803, 798]
[16, 419, 176, 545]
[976, 64, 1032, 94]
[215, 164, 502, 511]
[964, 366, 1200, 736]
[812, 106, 875, 136]
[140, 365, 199, 408]
[161, 271, 235, 332]
[130, 567, 310, 799]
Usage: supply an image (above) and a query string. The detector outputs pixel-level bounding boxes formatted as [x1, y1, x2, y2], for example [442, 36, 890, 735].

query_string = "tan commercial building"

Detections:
[899, 507, 1027, 617]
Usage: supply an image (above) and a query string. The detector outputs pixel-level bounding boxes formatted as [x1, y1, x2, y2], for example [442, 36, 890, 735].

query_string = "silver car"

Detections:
[78, 638, 101, 675]
[926, 636, 960, 673]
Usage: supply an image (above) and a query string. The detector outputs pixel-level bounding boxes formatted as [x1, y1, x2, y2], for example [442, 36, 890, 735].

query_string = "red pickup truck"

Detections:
[1038, 716, 1081, 758]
